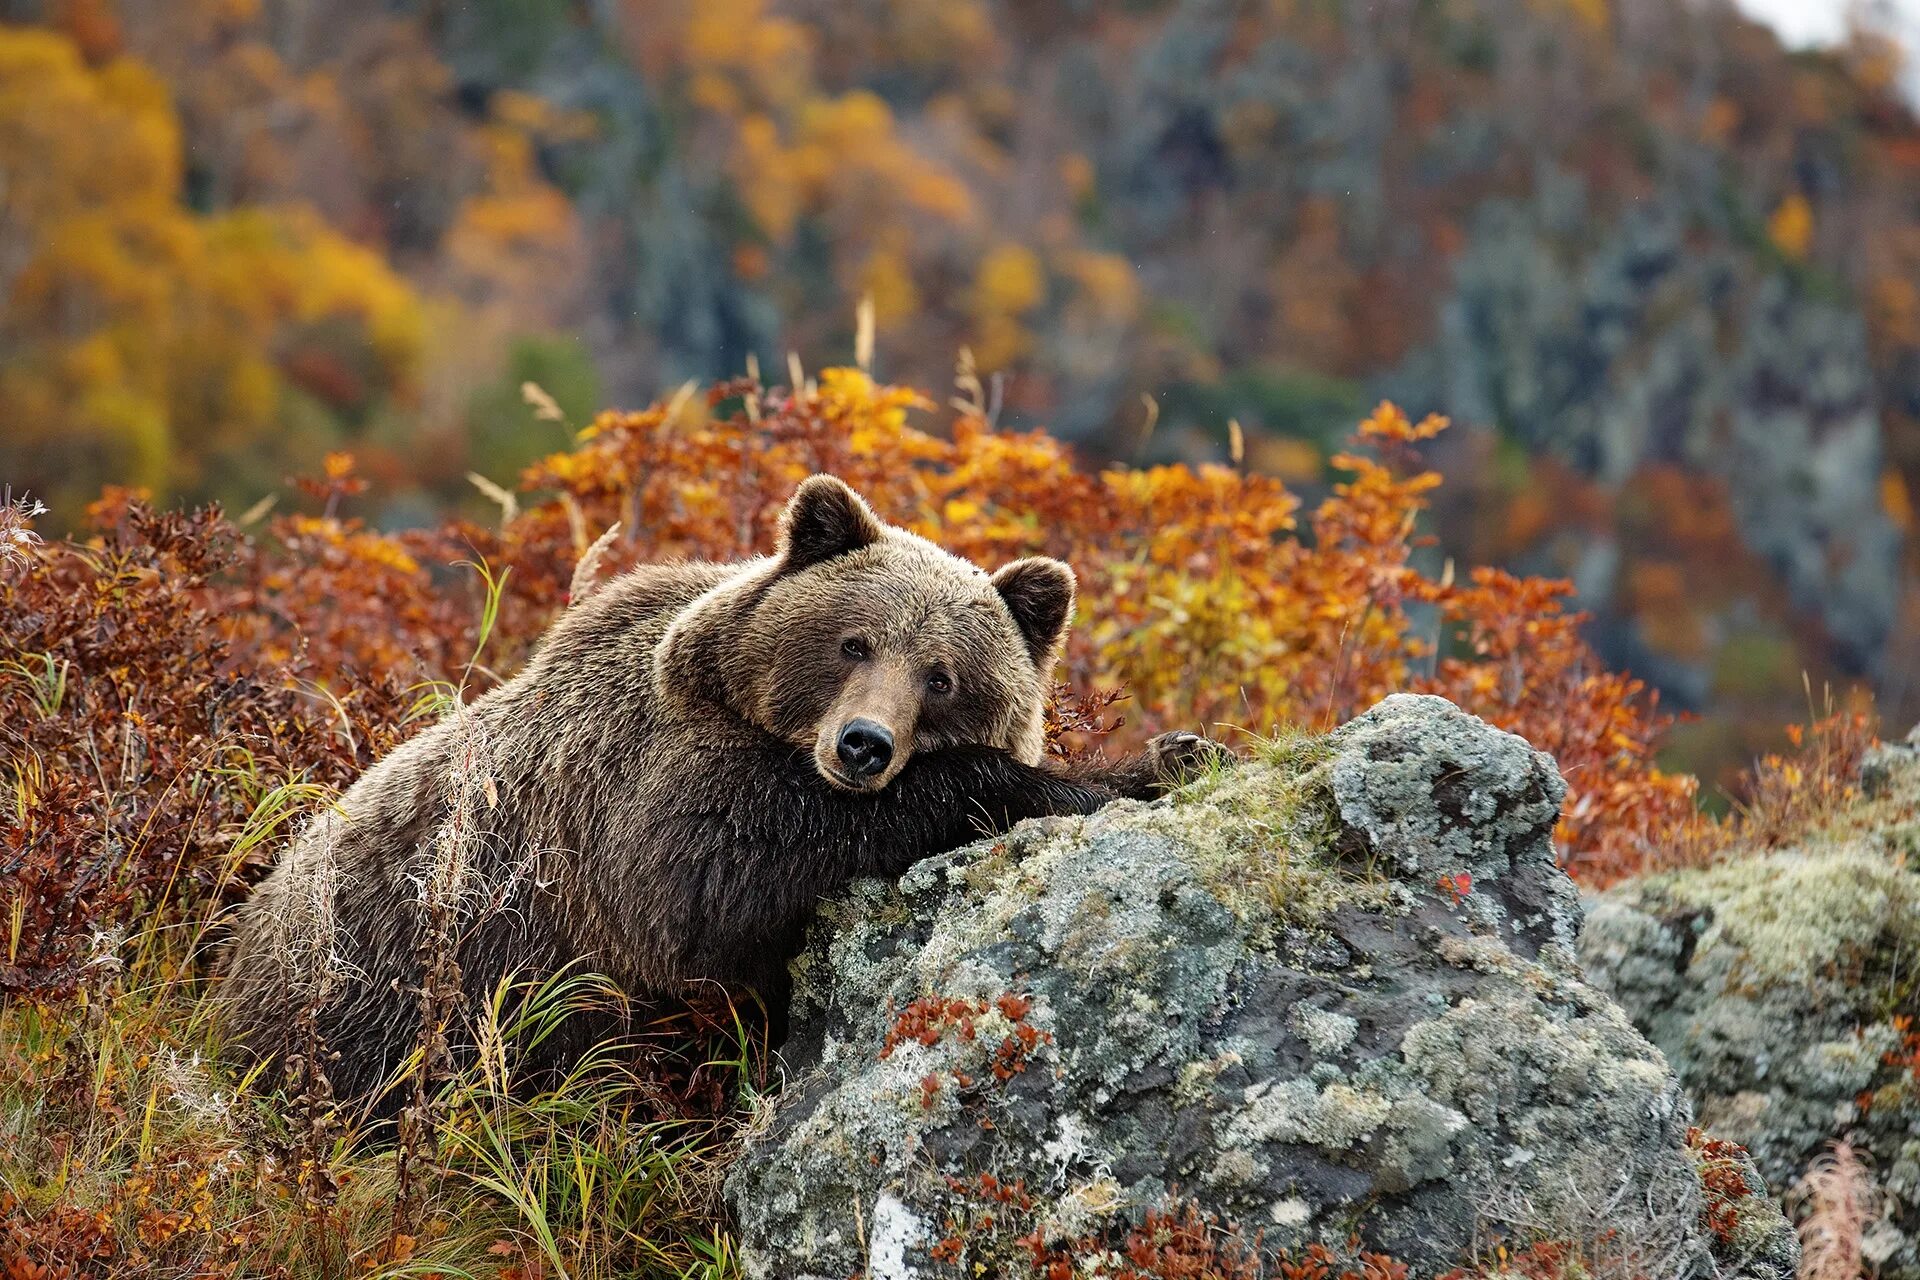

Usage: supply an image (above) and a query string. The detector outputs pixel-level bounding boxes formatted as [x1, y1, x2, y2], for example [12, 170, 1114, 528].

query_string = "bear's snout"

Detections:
[835, 718, 894, 783]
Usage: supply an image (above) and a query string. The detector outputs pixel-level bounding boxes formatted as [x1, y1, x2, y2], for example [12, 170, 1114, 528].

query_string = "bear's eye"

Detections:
[925, 671, 953, 696]
[840, 637, 870, 660]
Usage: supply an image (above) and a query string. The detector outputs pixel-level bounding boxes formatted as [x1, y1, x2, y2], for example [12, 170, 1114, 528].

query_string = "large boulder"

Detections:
[727, 694, 1797, 1278]
[1583, 727, 1920, 1277]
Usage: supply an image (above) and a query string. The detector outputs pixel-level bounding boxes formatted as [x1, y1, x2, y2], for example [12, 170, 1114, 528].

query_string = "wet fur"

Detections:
[217, 479, 1203, 1105]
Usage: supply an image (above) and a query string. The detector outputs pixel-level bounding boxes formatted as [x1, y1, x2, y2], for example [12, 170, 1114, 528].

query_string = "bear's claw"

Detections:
[1145, 730, 1234, 787]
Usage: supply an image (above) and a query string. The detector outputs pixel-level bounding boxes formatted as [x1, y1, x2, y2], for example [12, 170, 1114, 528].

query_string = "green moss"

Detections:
[1639, 844, 1920, 993]
[1140, 740, 1395, 944]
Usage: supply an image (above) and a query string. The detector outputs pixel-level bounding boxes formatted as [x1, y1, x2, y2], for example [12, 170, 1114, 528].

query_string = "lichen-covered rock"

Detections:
[1583, 726, 1920, 1278]
[728, 694, 1797, 1278]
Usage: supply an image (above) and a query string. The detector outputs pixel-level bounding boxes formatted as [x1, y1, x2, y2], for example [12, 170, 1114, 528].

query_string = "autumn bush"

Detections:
[0, 369, 1863, 1275]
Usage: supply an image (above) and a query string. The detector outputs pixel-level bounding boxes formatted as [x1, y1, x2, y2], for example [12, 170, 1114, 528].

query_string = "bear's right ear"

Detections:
[991, 557, 1076, 665]
[777, 475, 885, 572]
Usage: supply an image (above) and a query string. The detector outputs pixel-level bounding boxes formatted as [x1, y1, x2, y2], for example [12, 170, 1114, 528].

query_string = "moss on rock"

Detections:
[1583, 727, 1920, 1278]
[733, 695, 1797, 1279]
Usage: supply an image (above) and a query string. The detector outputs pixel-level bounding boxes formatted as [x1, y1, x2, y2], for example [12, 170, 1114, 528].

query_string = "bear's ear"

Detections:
[991, 557, 1076, 664]
[778, 475, 885, 571]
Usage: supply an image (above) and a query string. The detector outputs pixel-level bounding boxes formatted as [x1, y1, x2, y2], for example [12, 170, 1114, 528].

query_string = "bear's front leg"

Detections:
[847, 734, 1234, 878]
[1050, 730, 1235, 800]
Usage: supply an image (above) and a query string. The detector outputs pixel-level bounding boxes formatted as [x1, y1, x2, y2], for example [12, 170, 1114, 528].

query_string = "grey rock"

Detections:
[1583, 732, 1920, 1277]
[729, 694, 1797, 1278]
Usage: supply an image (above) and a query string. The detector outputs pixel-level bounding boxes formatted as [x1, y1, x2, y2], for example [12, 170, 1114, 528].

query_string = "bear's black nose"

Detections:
[836, 718, 894, 781]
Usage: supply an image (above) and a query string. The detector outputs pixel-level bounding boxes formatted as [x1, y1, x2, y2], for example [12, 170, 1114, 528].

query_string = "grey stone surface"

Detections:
[728, 694, 1797, 1278]
[1584, 724, 1920, 1279]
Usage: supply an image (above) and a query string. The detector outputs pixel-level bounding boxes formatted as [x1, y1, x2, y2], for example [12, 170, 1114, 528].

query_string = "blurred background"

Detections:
[2, 0, 1917, 784]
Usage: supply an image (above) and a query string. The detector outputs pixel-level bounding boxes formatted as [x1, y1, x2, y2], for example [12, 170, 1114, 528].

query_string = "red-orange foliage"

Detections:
[0, 375, 1729, 996]
[1660, 702, 1880, 873]
[1009, 1200, 1408, 1280]
[881, 995, 988, 1057]
[0, 499, 403, 996]
[1689, 1125, 1761, 1248]
[1436, 1240, 1588, 1280]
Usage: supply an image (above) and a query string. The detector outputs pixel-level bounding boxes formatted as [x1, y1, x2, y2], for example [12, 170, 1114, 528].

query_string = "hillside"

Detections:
[1, 0, 1916, 776]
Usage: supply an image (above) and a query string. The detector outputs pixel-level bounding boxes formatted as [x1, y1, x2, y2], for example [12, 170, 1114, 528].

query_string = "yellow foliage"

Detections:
[734, 113, 802, 240]
[671, 0, 982, 362]
[1524, 0, 1608, 31]
[1769, 193, 1815, 260]
[860, 245, 922, 322]
[490, 89, 598, 144]
[0, 30, 180, 224]
[967, 243, 1048, 365]
[879, 0, 995, 67]
[0, 28, 427, 511]
[1252, 435, 1324, 486]
[1870, 271, 1920, 347]
[975, 243, 1047, 316]
[682, 0, 812, 109]
[1565, 0, 1609, 32]
[1062, 250, 1138, 321]
[1059, 152, 1096, 201]
[1882, 469, 1914, 532]
[208, 207, 427, 377]
[1700, 96, 1740, 144]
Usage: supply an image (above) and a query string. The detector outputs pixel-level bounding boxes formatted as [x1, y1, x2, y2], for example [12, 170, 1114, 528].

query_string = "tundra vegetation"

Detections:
[0, 372, 1888, 1277]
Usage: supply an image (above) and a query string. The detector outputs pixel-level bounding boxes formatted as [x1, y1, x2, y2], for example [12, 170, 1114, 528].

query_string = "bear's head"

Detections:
[656, 475, 1074, 792]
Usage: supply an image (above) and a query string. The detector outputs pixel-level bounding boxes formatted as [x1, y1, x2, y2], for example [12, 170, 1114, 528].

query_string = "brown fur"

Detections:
[216, 476, 1218, 1105]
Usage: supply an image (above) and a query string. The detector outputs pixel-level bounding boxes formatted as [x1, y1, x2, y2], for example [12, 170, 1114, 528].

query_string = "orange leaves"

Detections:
[1768, 193, 1815, 260]
[813, 366, 937, 450]
[1, 1194, 119, 1280]
[501, 379, 1695, 883]
[1425, 566, 1697, 883]
[881, 996, 988, 1058]
[1356, 401, 1448, 445]
[1687, 1126, 1759, 1246]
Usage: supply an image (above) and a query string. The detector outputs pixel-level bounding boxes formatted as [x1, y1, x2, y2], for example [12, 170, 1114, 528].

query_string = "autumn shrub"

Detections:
[1657, 698, 1881, 873]
[497, 379, 1699, 884]
[0, 498, 390, 998]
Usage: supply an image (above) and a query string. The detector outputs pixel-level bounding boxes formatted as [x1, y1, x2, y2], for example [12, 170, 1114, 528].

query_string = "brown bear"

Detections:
[217, 475, 1218, 1105]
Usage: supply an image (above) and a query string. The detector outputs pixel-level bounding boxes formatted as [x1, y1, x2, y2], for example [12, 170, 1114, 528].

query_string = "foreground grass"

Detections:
[0, 928, 753, 1280]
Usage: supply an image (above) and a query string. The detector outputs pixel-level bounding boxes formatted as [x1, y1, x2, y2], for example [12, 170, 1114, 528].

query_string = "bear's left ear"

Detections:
[991, 557, 1076, 664]
[778, 475, 885, 572]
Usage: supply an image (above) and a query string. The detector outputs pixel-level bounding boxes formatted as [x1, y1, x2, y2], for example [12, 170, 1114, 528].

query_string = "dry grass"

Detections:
[0, 556, 756, 1279]
[1790, 1142, 1879, 1280]
[568, 522, 623, 606]
[0, 903, 756, 1279]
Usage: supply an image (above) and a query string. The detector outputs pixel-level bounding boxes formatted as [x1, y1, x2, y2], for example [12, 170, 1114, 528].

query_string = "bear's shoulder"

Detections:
[536, 559, 750, 663]
[595, 559, 747, 618]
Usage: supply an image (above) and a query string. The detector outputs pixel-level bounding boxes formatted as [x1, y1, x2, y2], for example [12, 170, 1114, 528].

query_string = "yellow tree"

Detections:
[0, 28, 426, 519]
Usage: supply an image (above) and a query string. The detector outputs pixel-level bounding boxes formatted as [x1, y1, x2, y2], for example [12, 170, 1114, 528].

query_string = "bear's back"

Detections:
[216, 558, 747, 1082]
